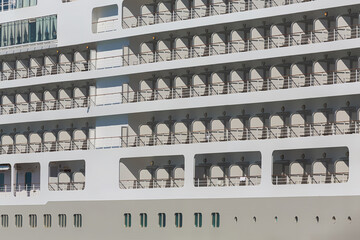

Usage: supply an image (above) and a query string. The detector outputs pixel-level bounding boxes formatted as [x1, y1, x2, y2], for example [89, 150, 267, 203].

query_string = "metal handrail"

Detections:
[119, 178, 184, 189]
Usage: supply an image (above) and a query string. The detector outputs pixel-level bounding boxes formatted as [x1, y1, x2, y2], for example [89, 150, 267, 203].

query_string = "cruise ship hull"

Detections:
[2, 196, 358, 240]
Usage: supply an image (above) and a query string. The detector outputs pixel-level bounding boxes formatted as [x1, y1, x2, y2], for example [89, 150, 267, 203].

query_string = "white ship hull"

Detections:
[0, 196, 358, 240]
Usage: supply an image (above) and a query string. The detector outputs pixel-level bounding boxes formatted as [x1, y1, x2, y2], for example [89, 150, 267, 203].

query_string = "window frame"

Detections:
[58, 214, 67, 228]
[140, 213, 147, 228]
[124, 213, 131, 228]
[15, 214, 23, 228]
[211, 212, 220, 228]
[73, 214, 82, 228]
[194, 213, 202, 228]
[43, 214, 52, 228]
[29, 214, 37, 228]
[1, 214, 8, 228]
[158, 213, 166, 228]
[175, 213, 183, 228]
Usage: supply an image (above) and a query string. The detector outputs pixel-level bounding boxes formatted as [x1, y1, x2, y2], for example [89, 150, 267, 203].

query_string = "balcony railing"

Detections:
[119, 178, 184, 189]
[0, 122, 357, 156]
[0, 67, 358, 117]
[0, 184, 11, 193]
[48, 181, 85, 191]
[121, 24, 360, 67]
[14, 184, 40, 197]
[122, 0, 314, 29]
[194, 175, 261, 187]
[98, 68, 360, 107]
[0, 23, 357, 86]
[0, 58, 90, 82]
[0, 97, 90, 115]
[272, 173, 349, 185]
[94, 121, 360, 150]
[0, 139, 94, 155]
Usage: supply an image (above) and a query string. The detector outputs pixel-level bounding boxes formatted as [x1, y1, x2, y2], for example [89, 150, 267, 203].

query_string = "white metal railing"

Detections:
[120, 24, 360, 69]
[0, 184, 11, 193]
[119, 178, 184, 189]
[0, 97, 91, 116]
[194, 176, 261, 187]
[48, 181, 85, 191]
[0, 140, 94, 155]
[0, 58, 90, 82]
[2, 122, 358, 156]
[91, 68, 360, 108]
[272, 173, 349, 185]
[14, 184, 40, 197]
[1, 23, 359, 89]
[94, 121, 360, 150]
[122, 0, 315, 29]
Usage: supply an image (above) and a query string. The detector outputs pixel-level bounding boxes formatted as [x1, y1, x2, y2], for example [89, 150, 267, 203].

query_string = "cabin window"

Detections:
[44, 214, 52, 228]
[58, 214, 67, 228]
[194, 213, 202, 228]
[0, 15, 57, 48]
[175, 213, 183, 228]
[1, 214, 8, 227]
[74, 214, 82, 228]
[124, 213, 131, 228]
[140, 213, 147, 228]
[15, 214, 23, 228]
[211, 213, 220, 228]
[158, 213, 166, 228]
[29, 214, 37, 228]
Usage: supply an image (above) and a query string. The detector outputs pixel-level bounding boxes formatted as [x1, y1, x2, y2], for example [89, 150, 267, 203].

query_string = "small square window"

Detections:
[194, 213, 202, 228]
[44, 214, 52, 228]
[124, 213, 131, 228]
[211, 213, 220, 228]
[175, 213, 183, 228]
[73, 214, 82, 228]
[158, 213, 166, 228]
[29, 214, 37, 228]
[58, 214, 67, 228]
[1, 215, 8, 228]
[140, 213, 147, 228]
[15, 214, 23, 228]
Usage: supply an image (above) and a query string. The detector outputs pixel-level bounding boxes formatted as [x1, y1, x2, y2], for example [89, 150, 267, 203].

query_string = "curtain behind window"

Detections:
[21, 20, 29, 43]
[35, 17, 43, 42]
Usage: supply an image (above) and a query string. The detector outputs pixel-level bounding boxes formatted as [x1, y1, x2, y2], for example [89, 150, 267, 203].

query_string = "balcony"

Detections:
[0, 50, 93, 82]
[194, 152, 261, 187]
[272, 148, 349, 185]
[0, 125, 95, 155]
[0, 84, 95, 116]
[119, 155, 184, 189]
[0, 13, 358, 86]
[48, 160, 85, 191]
[122, 14, 359, 67]
[94, 101, 360, 149]
[122, 0, 314, 29]
[14, 163, 40, 197]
